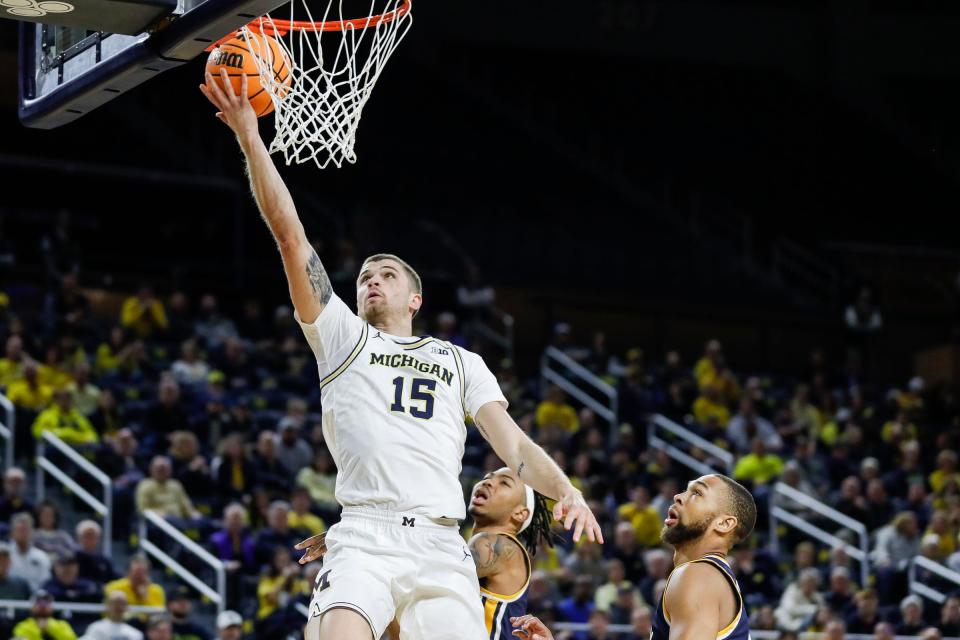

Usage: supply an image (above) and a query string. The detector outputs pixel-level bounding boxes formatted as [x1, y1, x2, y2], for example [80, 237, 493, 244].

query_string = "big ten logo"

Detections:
[2, 0, 73, 17]
[211, 48, 245, 69]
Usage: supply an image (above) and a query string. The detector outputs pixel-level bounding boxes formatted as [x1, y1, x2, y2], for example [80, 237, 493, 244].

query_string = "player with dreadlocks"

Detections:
[297, 466, 554, 640]
[467, 467, 554, 640]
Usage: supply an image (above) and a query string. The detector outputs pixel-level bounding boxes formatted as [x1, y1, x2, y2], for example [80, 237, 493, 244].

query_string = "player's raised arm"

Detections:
[662, 563, 726, 640]
[200, 69, 328, 324]
[474, 402, 603, 544]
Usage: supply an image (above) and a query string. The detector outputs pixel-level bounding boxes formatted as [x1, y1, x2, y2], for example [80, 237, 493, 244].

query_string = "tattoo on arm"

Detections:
[473, 416, 490, 440]
[306, 250, 333, 305]
[469, 532, 520, 578]
[517, 461, 525, 477]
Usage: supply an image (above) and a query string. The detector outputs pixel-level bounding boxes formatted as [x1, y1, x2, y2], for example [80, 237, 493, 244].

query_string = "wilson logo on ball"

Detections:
[212, 50, 245, 69]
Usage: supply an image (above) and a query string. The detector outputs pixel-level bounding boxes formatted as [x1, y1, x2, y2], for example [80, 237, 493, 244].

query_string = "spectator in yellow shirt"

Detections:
[12, 590, 77, 640]
[135, 456, 200, 520]
[256, 546, 308, 621]
[121, 285, 169, 339]
[296, 449, 338, 517]
[617, 486, 662, 547]
[896, 376, 925, 413]
[0, 335, 27, 388]
[535, 385, 580, 435]
[32, 388, 99, 446]
[287, 487, 325, 537]
[881, 410, 918, 446]
[930, 450, 960, 494]
[733, 438, 785, 486]
[66, 361, 101, 417]
[37, 345, 73, 390]
[693, 382, 731, 427]
[924, 510, 958, 558]
[6, 361, 53, 411]
[693, 339, 723, 388]
[106, 554, 166, 612]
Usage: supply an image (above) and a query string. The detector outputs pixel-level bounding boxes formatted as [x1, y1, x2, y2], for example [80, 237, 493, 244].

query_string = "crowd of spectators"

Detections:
[526, 327, 960, 639]
[0, 267, 959, 639]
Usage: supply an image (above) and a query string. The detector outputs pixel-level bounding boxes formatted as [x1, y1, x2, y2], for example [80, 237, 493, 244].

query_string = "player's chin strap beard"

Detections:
[519, 485, 535, 533]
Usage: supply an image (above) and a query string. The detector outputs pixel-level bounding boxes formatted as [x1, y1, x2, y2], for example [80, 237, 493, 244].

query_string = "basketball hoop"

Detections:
[237, 0, 412, 168]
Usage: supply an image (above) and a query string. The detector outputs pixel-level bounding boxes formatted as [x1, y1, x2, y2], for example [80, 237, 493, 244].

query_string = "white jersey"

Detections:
[297, 294, 507, 520]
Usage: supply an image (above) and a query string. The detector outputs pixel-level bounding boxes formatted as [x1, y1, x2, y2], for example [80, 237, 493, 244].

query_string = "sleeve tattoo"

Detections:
[469, 532, 520, 578]
[306, 249, 333, 305]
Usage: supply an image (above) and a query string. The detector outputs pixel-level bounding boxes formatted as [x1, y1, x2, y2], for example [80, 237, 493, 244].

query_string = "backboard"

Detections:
[15, 0, 288, 128]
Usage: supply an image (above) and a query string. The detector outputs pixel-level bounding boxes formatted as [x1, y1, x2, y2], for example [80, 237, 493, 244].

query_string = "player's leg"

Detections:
[397, 531, 488, 640]
[304, 608, 374, 640]
[306, 521, 398, 639]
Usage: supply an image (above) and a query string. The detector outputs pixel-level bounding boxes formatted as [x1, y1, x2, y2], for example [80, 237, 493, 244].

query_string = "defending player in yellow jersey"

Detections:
[466, 468, 553, 640]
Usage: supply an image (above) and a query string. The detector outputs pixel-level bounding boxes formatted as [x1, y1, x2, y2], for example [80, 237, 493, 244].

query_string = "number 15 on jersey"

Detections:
[390, 377, 437, 419]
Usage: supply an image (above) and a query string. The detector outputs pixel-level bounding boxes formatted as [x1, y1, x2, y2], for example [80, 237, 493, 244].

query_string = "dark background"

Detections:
[2, 0, 960, 377]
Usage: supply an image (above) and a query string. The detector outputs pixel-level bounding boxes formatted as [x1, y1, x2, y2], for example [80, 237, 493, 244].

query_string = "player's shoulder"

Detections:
[469, 530, 523, 554]
[666, 560, 730, 603]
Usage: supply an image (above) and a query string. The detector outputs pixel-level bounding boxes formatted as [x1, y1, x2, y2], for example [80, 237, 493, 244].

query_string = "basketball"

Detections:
[205, 33, 292, 118]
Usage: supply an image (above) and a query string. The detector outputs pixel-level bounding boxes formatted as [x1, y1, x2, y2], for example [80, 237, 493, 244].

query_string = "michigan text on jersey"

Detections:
[369, 353, 455, 386]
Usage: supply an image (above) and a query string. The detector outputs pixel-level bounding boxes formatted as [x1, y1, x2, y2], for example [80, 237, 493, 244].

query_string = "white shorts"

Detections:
[307, 506, 488, 640]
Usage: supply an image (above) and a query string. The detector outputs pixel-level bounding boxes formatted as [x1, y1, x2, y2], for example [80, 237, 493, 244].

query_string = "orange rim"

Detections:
[207, 0, 410, 49]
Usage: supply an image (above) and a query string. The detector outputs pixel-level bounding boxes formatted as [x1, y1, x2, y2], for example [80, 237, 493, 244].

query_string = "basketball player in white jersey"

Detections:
[200, 71, 602, 640]
[299, 467, 553, 640]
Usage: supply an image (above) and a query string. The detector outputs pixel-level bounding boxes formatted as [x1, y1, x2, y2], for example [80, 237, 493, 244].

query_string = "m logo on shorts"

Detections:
[316, 569, 332, 593]
[401, 516, 415, 527]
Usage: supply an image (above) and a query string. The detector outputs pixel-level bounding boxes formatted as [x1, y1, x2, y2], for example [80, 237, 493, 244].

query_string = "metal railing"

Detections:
[647, 414, 735, 476]
[0, 393, 14, 470]
[139, 510, 227, 615]
[909, 555, 960, 604]
[769, 482, 870, 588]
[0, 599, 164, 616]
[540, 346, 618, 435]
[36, 431, 112, 556]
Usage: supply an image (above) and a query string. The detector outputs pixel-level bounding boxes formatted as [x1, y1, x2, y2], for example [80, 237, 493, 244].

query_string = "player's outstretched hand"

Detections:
[510, 615, 555, 640]
[199, 68, 258, 142]
[295, 532, 327, 565]
[553, 490, 604, 544]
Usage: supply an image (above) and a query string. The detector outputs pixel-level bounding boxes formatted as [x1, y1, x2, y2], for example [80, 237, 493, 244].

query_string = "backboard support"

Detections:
[18, 0, 288, 128]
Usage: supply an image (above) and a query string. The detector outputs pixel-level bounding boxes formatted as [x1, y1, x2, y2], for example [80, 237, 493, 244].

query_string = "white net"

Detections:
[242, 0, 412, 168]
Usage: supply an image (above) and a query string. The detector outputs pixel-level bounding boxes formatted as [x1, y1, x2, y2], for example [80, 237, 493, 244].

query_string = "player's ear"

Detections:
[408, 292, 422, 316]
[513, 505, 530, 528]
[715, 514, 738, 535]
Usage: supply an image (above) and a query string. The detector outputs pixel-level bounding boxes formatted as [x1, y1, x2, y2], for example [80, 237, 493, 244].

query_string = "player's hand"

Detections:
[295, 532, 327, 565]
[510, 615, 554, 640]
[553, 489, 604, 544]
[199, 68, 258, 142]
